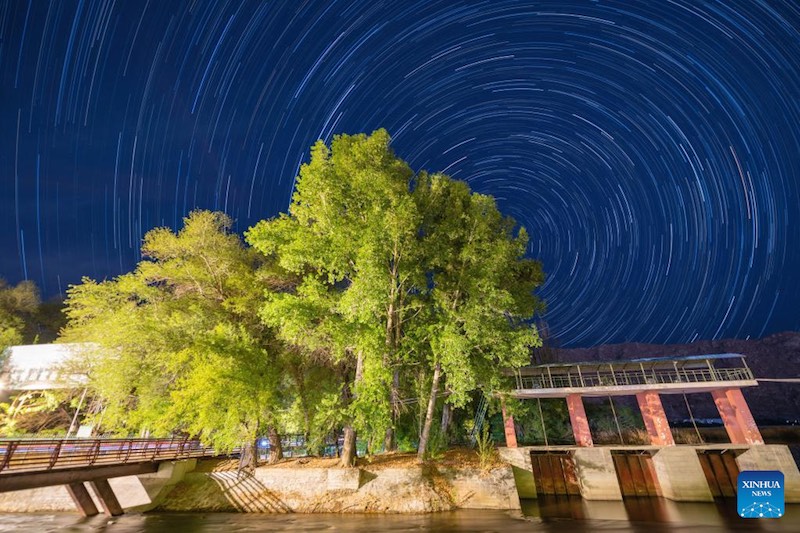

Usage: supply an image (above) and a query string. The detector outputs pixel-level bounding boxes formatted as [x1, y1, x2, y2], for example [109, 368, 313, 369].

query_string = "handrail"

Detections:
[0, 438, 231, 474]
[515, 366, 754, 390]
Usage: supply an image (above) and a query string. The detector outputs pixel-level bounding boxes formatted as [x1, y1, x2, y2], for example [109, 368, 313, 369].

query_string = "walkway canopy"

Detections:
[507, 353, 757, 398]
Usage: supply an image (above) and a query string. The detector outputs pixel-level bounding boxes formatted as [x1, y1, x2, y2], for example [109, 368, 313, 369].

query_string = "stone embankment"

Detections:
[160, 456, 520, 513]
[0, 452, 522, 514]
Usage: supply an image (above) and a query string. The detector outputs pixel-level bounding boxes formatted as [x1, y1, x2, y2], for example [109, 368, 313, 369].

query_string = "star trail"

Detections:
[1, 0, 799, 347]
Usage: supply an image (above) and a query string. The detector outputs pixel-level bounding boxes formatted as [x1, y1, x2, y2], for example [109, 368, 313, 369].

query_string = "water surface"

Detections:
[1, 499, 798, 532]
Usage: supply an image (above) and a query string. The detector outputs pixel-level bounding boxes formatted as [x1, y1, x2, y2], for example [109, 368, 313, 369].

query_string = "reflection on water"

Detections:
[525, 495, 800, 531]
[0, 500, 799, 532]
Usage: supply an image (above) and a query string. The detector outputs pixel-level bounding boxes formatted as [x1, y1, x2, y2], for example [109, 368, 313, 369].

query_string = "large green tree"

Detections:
[246, 130, 422, 465]
[61, 211, 286, 457]
[247, 129, 545, 463]
[413, 173, 545, 458]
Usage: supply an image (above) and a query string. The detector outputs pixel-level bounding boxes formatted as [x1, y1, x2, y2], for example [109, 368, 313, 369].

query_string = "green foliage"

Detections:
[56, 129, 546, 459]
[510, 398, 574, 445]
[0, 391, 72, 436]
[61, 211, 290, 451]
[246, 129, 545, 458]
[424, 425, 448, 462]
[475, 424, 496, 471]
[0, 279, 40, 354]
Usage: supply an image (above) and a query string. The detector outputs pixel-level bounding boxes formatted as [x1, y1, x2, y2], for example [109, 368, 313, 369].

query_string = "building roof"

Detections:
[0, 343, 91, 394]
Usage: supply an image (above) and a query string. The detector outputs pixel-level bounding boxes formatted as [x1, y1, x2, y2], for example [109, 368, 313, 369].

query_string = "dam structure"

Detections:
[498, 353, 800, 502]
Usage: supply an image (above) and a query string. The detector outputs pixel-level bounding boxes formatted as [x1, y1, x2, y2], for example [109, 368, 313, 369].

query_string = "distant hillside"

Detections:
[551, 331, 800, 424]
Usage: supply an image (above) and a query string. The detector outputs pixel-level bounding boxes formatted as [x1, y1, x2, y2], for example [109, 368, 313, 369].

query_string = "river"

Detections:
[1, 499, 798, 532]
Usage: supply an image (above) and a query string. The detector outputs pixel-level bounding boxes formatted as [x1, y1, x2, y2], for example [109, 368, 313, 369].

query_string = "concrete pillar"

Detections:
[712, 388, 763, 445]
[651, 448, 713, 502]
[636, 392, 675, 446]
[572, 448, 622, 500]
[89, 479, 123, 516]
[711, 389, 747, 444]
[501, 401, 518, 448]
[497, 447, 537, 498]
[736, 445, 800, 502]
[566, 394, 593, 447]
[725, 388, 764, 445]
[65, 482, 99, 517]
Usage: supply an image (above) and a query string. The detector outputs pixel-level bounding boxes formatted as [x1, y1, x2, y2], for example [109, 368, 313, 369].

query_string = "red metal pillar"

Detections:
[711, 389, 747, 444]
[635, 391, 675, 446]
[725, 388, 764, 445]
[566, 394, 593, 447]
[65, 482, 99, 517]
[89, 479, 123, 516]
[501, 400, 518, 448]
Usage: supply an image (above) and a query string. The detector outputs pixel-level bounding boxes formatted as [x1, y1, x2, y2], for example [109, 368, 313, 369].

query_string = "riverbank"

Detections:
[0, 449, 521, 514]
[159, 450, 520, 513]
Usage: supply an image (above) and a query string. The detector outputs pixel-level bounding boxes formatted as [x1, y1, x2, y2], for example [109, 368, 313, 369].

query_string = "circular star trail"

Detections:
[1, 1, 799, 347]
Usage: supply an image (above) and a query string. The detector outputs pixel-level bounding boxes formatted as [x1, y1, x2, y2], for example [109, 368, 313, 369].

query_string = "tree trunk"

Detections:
[238, 441, 255, 477]
[440, 401, 452, 436]
[267, 426, 283, 464]
[341, 425, 357, 466]
[340, 351, 365, 467]
[417, 362, 441, 461]
[384, 368, 400, 452]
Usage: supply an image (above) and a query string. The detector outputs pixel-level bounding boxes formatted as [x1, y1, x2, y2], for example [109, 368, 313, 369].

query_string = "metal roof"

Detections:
[513, 353, 746, 376]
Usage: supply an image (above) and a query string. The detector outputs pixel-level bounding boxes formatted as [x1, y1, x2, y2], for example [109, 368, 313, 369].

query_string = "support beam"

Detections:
[635, 391, 675, 446]
[89, 479, 123, 516]
[65, 482, 98, 517]
[711, 390, 747, 444]
[501, 401, 518, 448]
[0, 462, 159, 493]
[566, 394, 593, 447]
[724, 388, 764, 445]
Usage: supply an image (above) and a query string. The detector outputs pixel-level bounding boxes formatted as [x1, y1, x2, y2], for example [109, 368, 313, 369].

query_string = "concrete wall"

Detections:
[736, 445, 800, 503]
[0, 461, 520, 514]
[497, 448, 536, 498]
[158, 464, 521, 513]
[651, 447, 713, 502]
[572, 448, 623, 500]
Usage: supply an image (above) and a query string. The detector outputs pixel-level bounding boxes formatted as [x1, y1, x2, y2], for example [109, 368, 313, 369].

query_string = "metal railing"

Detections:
[516, 366, 754, 390]
[0, 437, 227, 474]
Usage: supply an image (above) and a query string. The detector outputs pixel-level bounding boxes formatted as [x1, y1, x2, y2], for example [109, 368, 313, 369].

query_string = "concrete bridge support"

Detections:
[90, 479, 124, 516]
[636, 392, 675, 446]
[501, 402, 518, 448]
[711, 388, 764, 445]
[651, 447, 713, 502]
[65, 482, 98, 517]
[566, 394, 593, 447]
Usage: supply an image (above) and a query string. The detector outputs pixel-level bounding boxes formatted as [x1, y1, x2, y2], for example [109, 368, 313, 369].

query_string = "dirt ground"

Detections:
[195, 447, 490, 471]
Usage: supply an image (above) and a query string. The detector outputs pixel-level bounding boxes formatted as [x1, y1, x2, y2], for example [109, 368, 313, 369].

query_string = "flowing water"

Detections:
[1, 499, 799, 532]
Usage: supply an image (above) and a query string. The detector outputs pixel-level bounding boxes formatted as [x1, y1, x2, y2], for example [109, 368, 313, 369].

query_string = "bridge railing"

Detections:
[516, 366, 755, 390]
[0, 437, 224, 474]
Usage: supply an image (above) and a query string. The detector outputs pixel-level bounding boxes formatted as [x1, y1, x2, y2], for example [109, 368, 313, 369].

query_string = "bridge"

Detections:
[0, 437, 229, 516]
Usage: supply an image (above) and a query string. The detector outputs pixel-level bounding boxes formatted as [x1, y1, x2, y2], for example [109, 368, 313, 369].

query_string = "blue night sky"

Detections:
[1, 1, 799, 347]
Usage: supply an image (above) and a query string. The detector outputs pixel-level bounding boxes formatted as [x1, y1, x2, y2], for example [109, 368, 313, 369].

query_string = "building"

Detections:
[0, 343, 90, 402]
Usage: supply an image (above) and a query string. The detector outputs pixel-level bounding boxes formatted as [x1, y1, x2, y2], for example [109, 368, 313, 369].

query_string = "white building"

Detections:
[0, 343, 90, 401]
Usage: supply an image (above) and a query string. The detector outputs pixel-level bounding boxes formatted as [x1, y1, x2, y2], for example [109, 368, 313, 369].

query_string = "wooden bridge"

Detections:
[0, 437, 229, 516]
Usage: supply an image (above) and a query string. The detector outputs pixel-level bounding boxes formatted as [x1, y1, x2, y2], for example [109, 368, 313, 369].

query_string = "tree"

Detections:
[0, 279, 40, 354]
[247, 129, 545, 463]
[413, 173, 544, 459]
[246, 130, 421, 465]
[61, 211, 286, 457]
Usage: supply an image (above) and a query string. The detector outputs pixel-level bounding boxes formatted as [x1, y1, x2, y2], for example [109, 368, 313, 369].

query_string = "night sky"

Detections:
[1, 1, 799, 348]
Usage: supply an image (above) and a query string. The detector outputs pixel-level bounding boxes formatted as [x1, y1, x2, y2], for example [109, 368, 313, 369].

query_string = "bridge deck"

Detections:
[0, 437, 221, 482]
